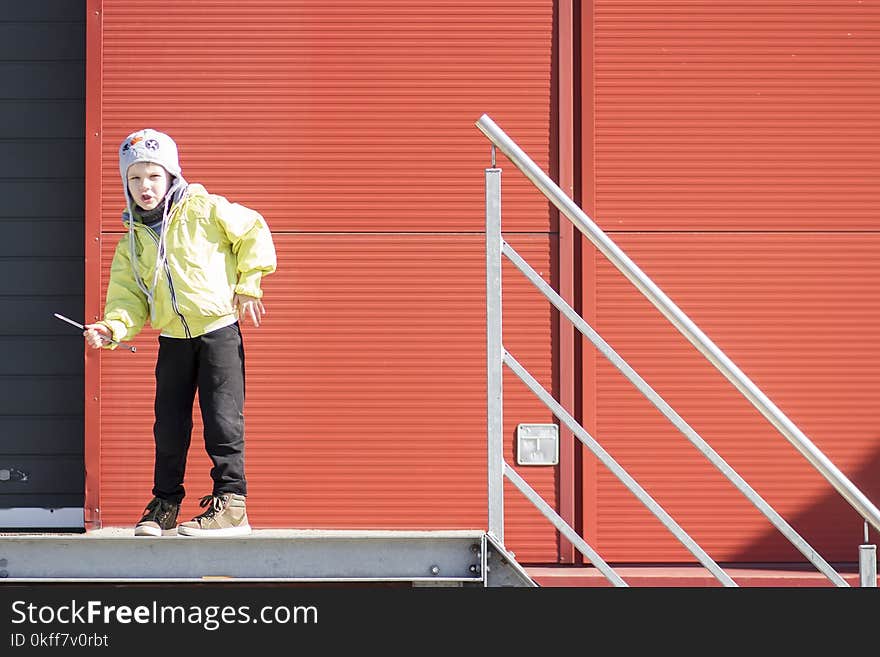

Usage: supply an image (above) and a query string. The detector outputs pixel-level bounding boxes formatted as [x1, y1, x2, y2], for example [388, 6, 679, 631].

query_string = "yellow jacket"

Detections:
[101, 183, 277, 343]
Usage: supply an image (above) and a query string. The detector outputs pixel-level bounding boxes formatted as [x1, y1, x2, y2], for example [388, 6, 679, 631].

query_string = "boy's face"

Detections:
[127, 161, 170, 211]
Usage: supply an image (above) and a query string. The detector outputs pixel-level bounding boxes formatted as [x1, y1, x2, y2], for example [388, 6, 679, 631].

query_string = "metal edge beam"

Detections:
[0, 530, 486, 582]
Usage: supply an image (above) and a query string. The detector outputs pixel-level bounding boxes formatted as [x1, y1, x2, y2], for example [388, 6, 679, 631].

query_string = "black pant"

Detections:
[152, 323, 247, 503]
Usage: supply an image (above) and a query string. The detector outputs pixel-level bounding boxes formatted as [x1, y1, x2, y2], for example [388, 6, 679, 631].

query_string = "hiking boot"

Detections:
[135, 496, 180, 536]
[177, 493, 251, 537]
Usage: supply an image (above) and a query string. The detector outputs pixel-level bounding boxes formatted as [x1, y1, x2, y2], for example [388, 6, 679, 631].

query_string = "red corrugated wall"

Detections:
[87, 1, 561, 562]
[582, 1, 880, 562]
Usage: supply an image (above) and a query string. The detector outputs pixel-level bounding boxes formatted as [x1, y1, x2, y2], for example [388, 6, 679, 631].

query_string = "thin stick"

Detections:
[53, 313, 137, 353]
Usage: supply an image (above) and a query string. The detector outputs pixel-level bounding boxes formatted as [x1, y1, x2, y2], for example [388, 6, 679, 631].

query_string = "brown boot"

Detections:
[177, 493, 251, 537]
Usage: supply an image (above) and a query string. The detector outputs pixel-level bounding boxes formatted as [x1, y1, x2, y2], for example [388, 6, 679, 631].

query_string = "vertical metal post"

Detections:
[486, 159, 504, 542]
[860, 521, 876, 587]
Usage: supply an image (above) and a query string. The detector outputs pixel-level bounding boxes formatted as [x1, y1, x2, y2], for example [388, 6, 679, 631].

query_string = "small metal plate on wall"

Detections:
[516, 423, 559, 466]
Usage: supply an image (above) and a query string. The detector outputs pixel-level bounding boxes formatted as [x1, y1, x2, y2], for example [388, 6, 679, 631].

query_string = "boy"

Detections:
[84, 128, 277, 537]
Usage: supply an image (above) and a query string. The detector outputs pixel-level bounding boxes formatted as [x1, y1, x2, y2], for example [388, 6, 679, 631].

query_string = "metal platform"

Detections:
[0, 528, 536, 587]
[527, 563, 877, 587]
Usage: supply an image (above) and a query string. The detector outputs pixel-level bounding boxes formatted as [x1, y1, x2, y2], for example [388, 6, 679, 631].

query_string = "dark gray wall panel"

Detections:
[0, 456, 84, 496]
[0, 63, 84, 100]
[0, 494, 83, 509]
[2, 221, 82, 257]
[0, 23, 84, 60]
[4, 3, 83, 21]
[0, 181, 84, 218]
[0, 417, 83, 455]
[0, 100, 84, 139]
[0, 142, 84, 178]
[1, 1, 85, 525]
[0, 297, 87, 336]
[0, 257, 83, 296]
[0, 338, 82, 376]
[0, 377, 82, 416]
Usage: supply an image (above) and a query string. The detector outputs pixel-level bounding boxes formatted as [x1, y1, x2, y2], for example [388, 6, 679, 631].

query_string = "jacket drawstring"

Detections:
[124, 176, 189, 325]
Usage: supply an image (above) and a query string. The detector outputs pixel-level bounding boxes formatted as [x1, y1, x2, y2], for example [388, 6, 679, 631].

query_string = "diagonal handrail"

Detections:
[476, 112, 880, 539]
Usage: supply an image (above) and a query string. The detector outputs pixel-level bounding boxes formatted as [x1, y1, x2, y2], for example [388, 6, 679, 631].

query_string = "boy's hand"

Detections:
[83, 323, 111, 349]
[233, 294, 266, 327]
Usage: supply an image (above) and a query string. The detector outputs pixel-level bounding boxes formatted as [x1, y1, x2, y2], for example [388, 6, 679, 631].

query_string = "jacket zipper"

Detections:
[139, 224, 192, 339]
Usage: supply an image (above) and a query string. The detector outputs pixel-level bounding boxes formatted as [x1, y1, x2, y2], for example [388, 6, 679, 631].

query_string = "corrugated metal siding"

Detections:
[584, 1, 880, 562]
[94, 1, 559, 561]
[99, 1, 553, 234]
[590, 234, 880, 562]
[590, 1, 880, 231]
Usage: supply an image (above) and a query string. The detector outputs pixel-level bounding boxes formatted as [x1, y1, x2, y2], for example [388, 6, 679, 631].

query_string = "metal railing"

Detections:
[477, 113, 880, 587]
